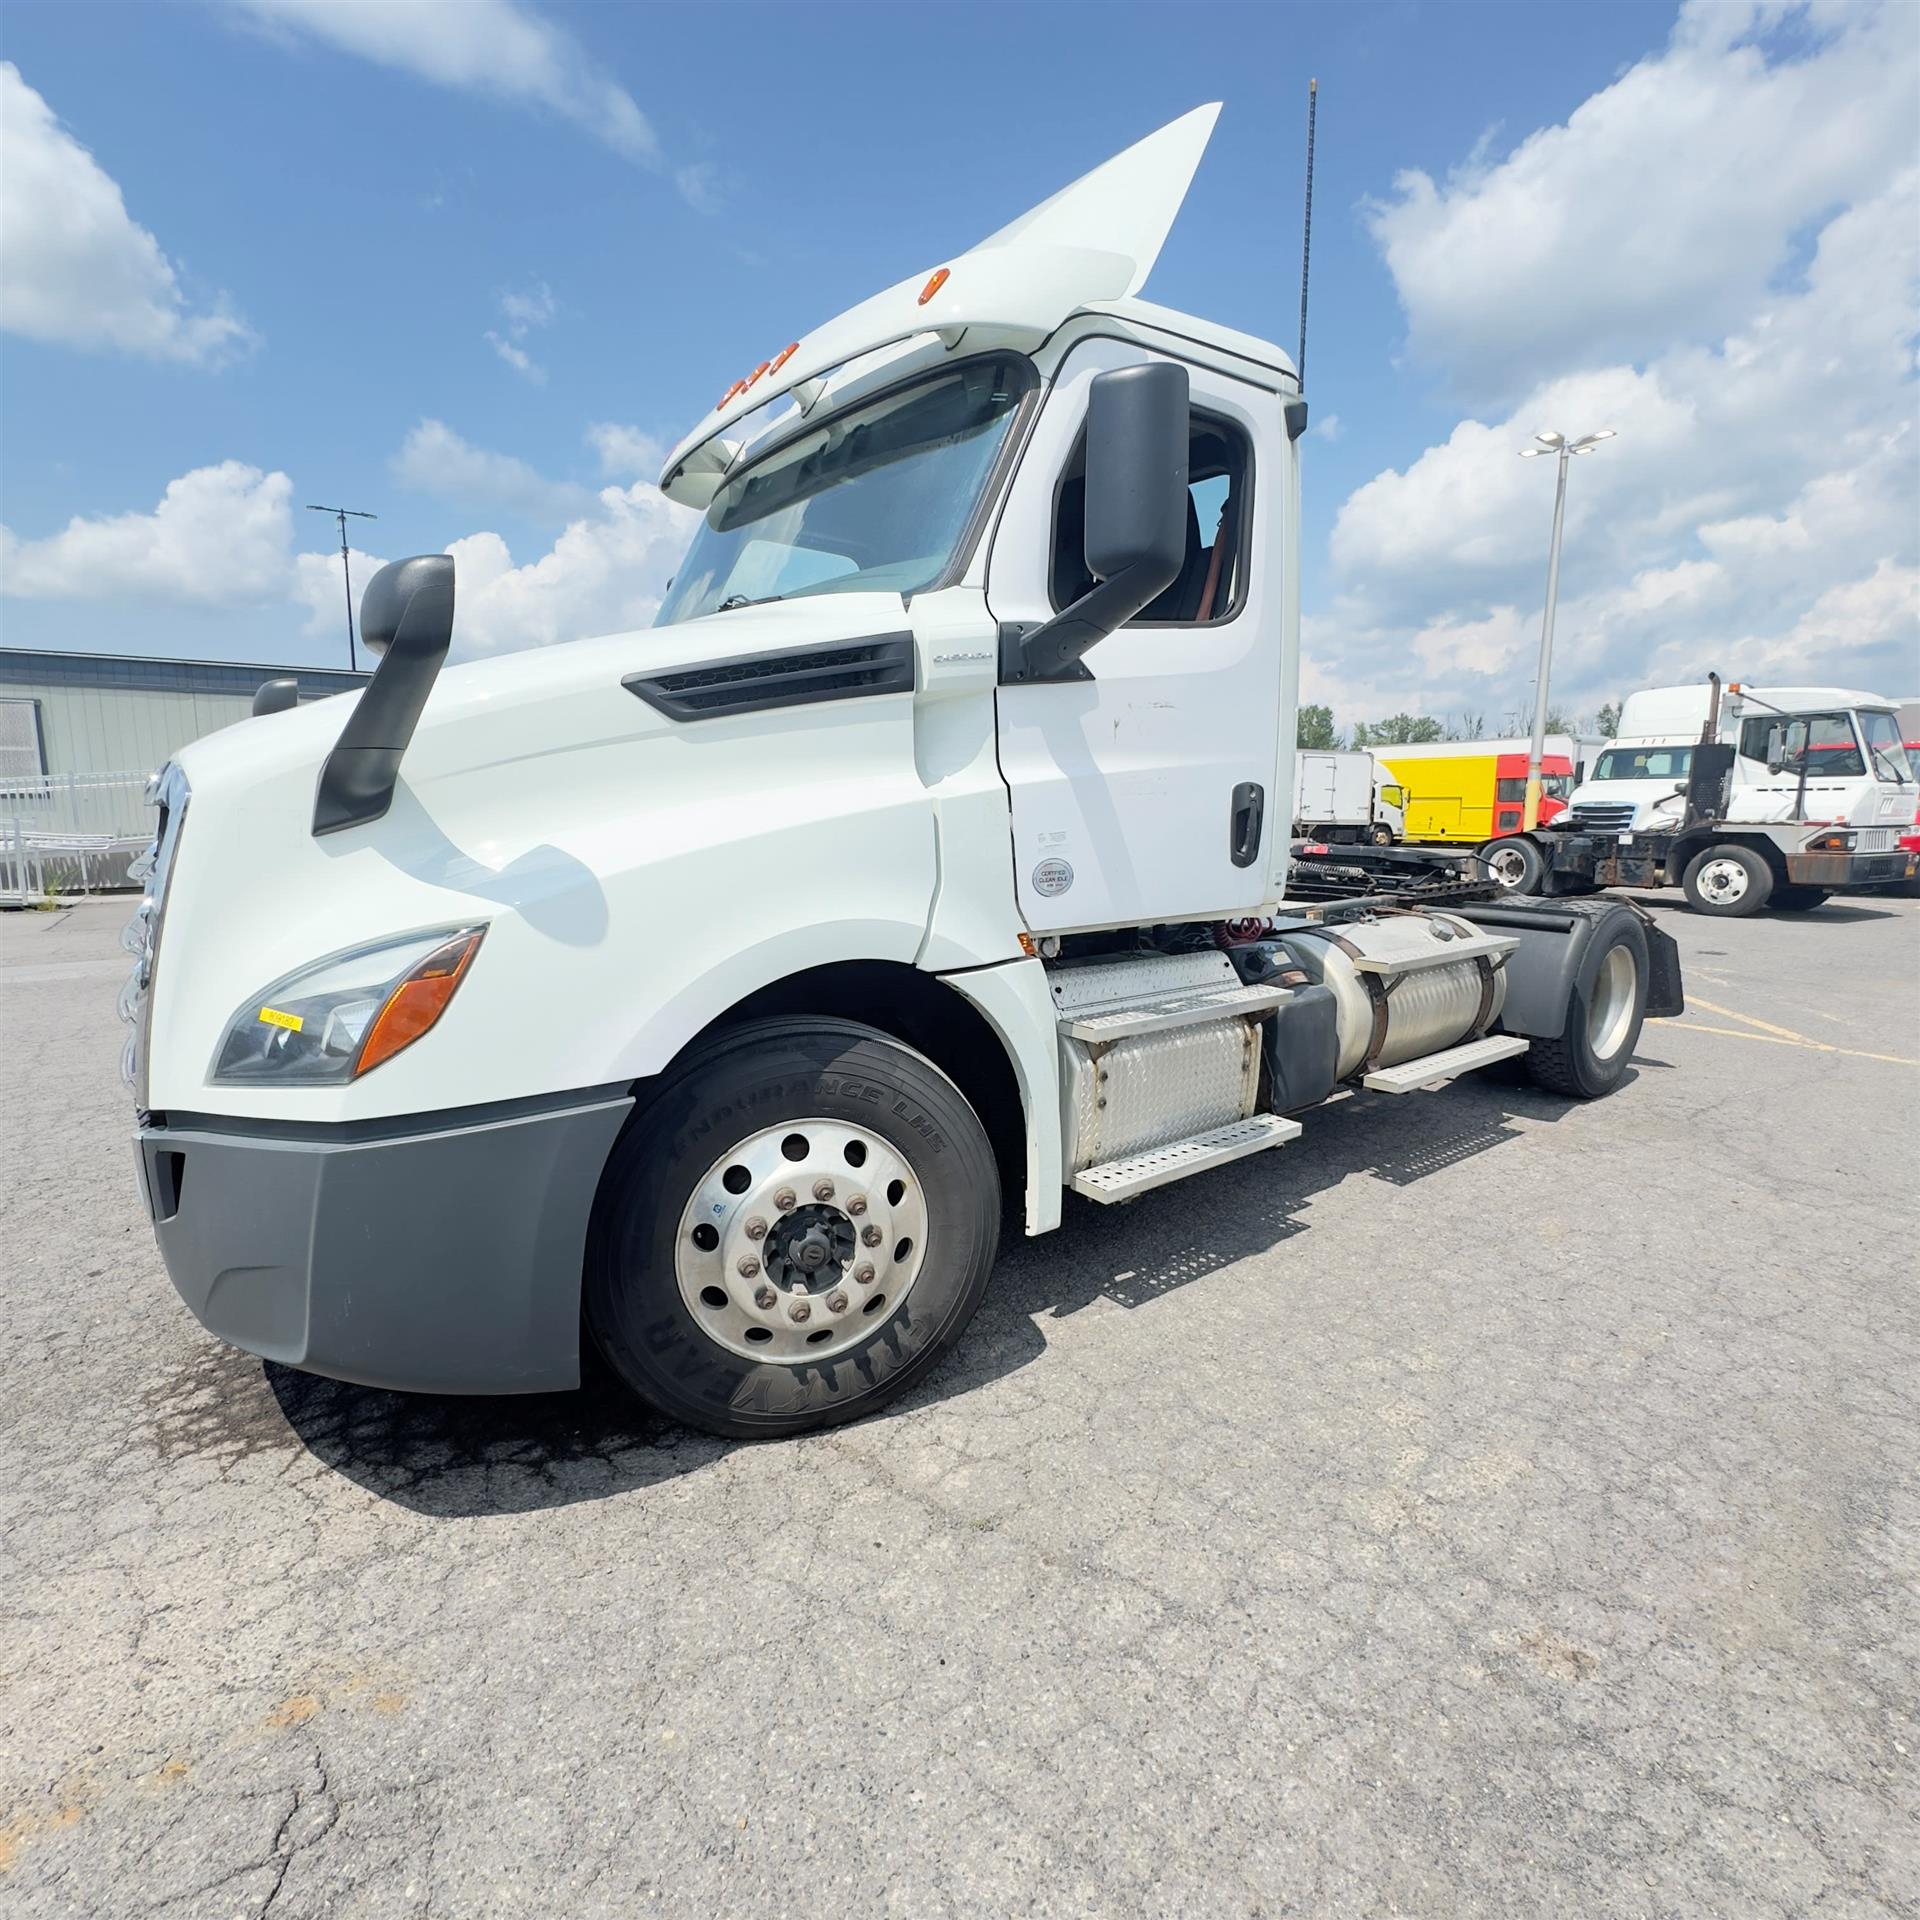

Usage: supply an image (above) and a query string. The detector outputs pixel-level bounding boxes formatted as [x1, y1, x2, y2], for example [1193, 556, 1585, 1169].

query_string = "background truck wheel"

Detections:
[586, 1018, 1000, 1440]
[1771, 885, 1830, 912]
[1523, 907, 1650, 1099]
[1480, 836, 1544, 894]
[1369, 825, 1395, 846]
[1682, 843, 1773, 916]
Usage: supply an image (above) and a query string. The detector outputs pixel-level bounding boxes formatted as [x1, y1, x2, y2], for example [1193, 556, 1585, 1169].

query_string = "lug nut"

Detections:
[855, 1263, 876, 1285]
[737, 1256, 760, 1279]
[846, 1194, 867, 1216]
[754, 1285, 777, 1309]
[861, 1224, 883, 1248]
[813, 1178, 834, 1201]
[744, 1216, 768, 1242]
[774, 1188, 797, 1212]
[789, 1300, 811, 1323]
[826, 1291, 849, 1314]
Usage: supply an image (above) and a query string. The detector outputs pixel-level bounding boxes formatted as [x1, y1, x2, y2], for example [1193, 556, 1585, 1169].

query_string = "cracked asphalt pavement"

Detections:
[3, 895, 1916, 1917]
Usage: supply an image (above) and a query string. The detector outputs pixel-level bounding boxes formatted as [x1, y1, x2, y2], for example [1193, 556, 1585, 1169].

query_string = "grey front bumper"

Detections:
[138, 1091, 633, 1394]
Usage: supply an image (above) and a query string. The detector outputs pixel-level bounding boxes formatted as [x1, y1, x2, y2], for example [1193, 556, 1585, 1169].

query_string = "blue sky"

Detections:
[2, 0, 1914, 728]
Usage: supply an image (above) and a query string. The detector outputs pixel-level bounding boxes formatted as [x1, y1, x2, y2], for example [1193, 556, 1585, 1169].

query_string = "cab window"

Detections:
[1738, 712, 1863, 776]
[1050, 408, 1251, 624]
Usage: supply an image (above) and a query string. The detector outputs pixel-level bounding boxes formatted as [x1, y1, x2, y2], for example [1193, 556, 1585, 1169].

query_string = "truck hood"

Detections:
[174, 592, 913, 808]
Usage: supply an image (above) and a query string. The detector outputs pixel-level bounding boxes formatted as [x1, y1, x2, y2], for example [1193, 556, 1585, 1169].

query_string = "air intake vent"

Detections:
[625, 633, 914, 722]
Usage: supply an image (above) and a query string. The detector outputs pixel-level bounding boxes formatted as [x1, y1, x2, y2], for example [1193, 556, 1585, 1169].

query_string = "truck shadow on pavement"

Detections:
[247, 1071, 1617, 1518]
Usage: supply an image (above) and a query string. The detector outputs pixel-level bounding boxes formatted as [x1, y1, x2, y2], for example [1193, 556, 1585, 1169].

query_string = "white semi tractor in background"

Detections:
[1291, 748, 1404, 844]
[1481, 677, 1916, 913]
[120, 107, 1682, 1439]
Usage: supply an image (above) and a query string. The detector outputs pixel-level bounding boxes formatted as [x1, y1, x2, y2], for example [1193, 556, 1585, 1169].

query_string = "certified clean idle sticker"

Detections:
[1031, 857, 1074, 897]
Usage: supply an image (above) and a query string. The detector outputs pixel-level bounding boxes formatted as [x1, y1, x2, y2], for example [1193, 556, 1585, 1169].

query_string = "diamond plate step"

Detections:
[1071, 1113, 1302, 1203]
[1361, 1033, 1529, 1094]
[1058, 978, 1291, 1042]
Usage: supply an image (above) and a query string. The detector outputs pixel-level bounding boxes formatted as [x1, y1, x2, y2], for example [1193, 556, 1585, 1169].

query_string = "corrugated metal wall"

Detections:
[0, 652, 366, 769]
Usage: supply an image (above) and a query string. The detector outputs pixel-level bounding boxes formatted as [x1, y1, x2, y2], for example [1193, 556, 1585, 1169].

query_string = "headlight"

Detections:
[1804, 829, 1855, 853]
[211, 925, 486, 1085]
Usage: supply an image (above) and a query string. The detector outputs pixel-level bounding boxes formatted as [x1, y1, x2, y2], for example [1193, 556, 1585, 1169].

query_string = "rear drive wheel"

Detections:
[1524, 909, 1650, 1099]
[1481, 835, 1545, 894]
[587, 1019, 1000, 1439]
[1771, 885, 1830, 912]
[1682, 843, 1772, 917]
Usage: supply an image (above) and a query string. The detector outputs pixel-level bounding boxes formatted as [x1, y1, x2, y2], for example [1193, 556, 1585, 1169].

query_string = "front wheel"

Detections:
[1481, 835, 1545, 894]
[1682, 843, 1773, 916]
[587, 1019, 1001, 1439]
[1524, 909, 1650, 1099]
[1369, 824, 1396, 846]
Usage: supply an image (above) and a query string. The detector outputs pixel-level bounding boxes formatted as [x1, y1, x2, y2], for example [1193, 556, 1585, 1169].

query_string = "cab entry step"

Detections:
[1361, 1033, 1529, 1094]
[1072, 1113, 1302, 1203]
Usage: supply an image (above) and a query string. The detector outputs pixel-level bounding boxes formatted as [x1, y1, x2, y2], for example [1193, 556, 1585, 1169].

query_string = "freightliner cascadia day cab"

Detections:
[1489, 679, 1916, 912]
[123, 108, 1684, 1438]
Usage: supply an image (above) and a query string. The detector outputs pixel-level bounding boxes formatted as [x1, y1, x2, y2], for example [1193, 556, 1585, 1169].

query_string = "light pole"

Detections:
[1517, 428, 1614, 829]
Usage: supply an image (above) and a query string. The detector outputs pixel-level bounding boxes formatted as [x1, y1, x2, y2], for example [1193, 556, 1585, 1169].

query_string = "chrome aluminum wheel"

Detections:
[674, 1118, 928, 1363]
[1586, 942, 1638, 1061]
[1695, 856, 1749, 905]
[1485, 844, 1529, 889]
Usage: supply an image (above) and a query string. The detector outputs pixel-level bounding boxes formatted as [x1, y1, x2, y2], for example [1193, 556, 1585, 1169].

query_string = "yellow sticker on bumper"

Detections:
[258, 1006, 304, 1032]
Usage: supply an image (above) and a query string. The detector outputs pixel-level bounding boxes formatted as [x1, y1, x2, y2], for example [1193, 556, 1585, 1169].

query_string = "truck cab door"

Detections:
[987, 338, 1287, 931]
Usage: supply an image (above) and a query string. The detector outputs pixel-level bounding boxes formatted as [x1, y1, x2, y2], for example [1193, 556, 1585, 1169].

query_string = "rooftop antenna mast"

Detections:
[1298, 77, 1318, 388]
[306, 503, 378, 673]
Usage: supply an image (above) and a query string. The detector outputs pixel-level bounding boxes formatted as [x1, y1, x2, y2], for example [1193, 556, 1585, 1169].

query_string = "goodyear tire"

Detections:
[1523, 907, 1650, 1099]
[1682, 842, 1773, 917]
[587, 1019, 1000, 1440]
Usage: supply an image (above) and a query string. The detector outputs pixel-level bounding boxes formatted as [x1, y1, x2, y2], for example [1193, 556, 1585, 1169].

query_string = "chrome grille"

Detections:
[119, 763, 189, 1101]
[1571, 802, 1636, 832]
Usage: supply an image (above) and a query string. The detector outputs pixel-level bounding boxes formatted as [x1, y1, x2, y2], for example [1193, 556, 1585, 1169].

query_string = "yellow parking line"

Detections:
[1685, 994, 1823, 1047]
[1651, 1019, 1919, 1067]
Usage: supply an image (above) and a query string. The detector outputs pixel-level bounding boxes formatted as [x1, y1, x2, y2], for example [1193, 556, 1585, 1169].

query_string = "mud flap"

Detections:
[1642, 918, 1684, 1019]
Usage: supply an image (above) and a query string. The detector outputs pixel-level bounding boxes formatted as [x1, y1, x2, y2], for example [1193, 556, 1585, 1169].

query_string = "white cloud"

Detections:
[226, 0, 659, 164]
[1307, 413, 1342, 443]
[1367, 0, 1919, 402]
[292, 544, 388, 641]
[484, 279, 554, 382]
[0, 63, 254, 366]
[447, 483, 699, 655]
[392, 419, 592, 523]
[0, 463, 291, 602]
[1313, 2, 1918, 732]
[585, 422, 669, 479]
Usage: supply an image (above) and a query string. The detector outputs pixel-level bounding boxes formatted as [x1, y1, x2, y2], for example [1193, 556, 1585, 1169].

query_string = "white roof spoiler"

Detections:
[659, 104, 1222, 506]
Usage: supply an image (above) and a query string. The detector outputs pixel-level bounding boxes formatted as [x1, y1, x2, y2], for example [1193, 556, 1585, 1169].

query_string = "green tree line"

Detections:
[1297, 700, 1620, 751]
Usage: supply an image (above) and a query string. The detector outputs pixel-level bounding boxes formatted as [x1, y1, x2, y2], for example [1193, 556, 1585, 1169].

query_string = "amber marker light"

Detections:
[353, 927, 486, 1078]
[918, 268, 950, 305]
[768, 342, 799, 375]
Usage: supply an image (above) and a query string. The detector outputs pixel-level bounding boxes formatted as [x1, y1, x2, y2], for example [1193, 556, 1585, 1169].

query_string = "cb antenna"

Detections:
[1298, 77, 1318, 388]
[307, 503, 377, 674]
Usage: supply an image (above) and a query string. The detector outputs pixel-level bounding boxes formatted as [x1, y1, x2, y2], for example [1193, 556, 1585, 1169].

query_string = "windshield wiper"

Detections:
[717, 592, 785, 613]
[1869, 744, 1909, 784]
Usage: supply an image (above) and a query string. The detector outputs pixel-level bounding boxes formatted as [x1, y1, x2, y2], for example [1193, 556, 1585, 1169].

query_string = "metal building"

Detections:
[0, 649, 366, 898]
[2, 648, 365, 821]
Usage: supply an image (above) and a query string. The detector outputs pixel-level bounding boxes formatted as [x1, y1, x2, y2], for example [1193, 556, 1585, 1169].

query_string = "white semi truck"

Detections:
[1485, 677, 1916, 913]
[122, 108, 1682, 1438]
[1291, 749, 1403, 844]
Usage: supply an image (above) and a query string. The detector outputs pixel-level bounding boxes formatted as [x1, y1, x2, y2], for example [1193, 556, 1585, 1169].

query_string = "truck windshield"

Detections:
[1590, 746, 1692, 781]
[1859, 709, 1912, 783]
[657, 357, 1035, 625]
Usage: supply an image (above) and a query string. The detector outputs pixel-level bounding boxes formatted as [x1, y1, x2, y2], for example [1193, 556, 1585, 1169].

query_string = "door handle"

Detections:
[1230, 781, 1264, 868]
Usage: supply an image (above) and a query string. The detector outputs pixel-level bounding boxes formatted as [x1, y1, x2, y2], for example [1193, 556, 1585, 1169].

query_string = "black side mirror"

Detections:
[313, 555, 456, 835]
[1005, 362, 1189, 682]
[252, 677, 298, 717]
